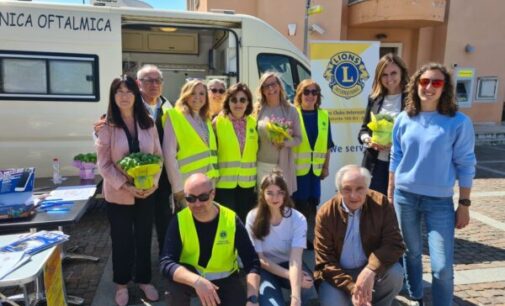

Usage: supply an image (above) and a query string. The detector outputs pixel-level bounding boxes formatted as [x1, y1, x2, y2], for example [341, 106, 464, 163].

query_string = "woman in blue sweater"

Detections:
[388, 63, 476, 306]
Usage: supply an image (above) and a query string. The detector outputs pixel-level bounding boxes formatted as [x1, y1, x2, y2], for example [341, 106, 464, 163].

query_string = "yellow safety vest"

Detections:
[178, 204, 238, 280]
[293, 108, 329, 176]
[215, 115, 258, 189]
[163, 108, 219, 181]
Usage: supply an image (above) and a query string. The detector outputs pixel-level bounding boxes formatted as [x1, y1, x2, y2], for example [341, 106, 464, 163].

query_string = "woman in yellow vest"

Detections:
[162, 80, 218, 206]
[255, 72, 301, 195]
[292, 80, 334, 249]
[213, 83, 258, 221]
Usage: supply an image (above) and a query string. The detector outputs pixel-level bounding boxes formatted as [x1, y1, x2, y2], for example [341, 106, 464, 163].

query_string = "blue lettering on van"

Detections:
[0, 11, 111, 32]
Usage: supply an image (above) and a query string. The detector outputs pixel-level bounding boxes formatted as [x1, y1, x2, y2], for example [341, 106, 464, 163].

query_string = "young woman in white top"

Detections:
[246, 171, 317, 306]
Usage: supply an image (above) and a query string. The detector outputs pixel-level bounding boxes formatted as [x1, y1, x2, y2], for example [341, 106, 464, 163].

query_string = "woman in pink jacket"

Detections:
[96, 75, 162, 306]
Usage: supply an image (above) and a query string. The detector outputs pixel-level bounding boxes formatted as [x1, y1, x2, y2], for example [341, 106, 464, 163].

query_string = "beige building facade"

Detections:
[189, 0, 505, 124]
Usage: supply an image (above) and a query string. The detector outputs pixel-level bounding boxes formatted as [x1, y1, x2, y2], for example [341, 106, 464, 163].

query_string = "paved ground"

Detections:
[2, 144, 505, 305]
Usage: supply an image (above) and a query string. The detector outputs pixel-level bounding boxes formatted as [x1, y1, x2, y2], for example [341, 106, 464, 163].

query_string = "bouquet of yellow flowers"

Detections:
[366, 113, 395, 146]
[117, 153, 163, 189]
[266, 115, 293, 145]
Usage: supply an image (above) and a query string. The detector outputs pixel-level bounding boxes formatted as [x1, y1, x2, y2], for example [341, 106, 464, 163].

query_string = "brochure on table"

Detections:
[0, 168, 36, 219]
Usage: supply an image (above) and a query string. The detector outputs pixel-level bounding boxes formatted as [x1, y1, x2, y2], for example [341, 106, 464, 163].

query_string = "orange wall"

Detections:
[347, 28, 418, 73]
[443, 0, 505, 123]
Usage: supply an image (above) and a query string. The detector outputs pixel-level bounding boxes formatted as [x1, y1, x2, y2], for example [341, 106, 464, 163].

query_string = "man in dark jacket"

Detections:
[314, 164, 404, 306]
[136, 64, 173, 255]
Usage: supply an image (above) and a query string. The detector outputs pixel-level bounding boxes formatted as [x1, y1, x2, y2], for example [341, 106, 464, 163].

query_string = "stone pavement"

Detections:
[3, 144, 504, 305]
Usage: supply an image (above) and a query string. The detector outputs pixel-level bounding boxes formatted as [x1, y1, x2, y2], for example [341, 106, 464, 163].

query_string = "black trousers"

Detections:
[153, 186, 173, 255]
[165, 270, 246, 306]
[370, 159, 389, 196]
[215, 186, 256, 222]
[106, 195, 155, 285]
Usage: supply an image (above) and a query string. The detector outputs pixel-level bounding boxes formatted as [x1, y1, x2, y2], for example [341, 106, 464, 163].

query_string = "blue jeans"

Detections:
[319, 263, 404, 306]
[259, 262, 317, 306]
[394, 189, 455, 306]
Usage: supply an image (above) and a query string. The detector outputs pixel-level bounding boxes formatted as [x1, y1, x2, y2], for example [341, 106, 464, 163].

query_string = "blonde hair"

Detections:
[254, 71, 290, 115]
[175, 80, 210, 120]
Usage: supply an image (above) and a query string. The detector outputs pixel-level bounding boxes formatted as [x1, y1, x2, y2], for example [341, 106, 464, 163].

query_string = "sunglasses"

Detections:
[262, 81, 278, 89]
[419, 78, 445, 88]
[210, 88, 226, 94]
[230, 97, 248, 104]
[185, 190, 213, 203]
[303, 89, 319, 96]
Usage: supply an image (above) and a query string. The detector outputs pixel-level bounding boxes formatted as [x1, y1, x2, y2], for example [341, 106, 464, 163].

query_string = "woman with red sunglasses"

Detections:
[292, 79, 334, 249]
[388, 63, 476, 306]
[358, 53, 409, 195]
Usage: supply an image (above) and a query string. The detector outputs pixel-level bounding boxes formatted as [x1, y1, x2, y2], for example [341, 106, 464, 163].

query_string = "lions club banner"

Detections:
[310, 41, 379, 202]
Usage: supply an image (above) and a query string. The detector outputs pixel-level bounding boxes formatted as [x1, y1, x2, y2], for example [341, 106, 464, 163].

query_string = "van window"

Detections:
[257, 53, 310, 101]
[0, 51, 99, 101]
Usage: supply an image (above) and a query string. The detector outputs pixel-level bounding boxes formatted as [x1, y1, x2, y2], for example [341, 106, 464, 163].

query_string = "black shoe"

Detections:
[412, 298, 423, 306]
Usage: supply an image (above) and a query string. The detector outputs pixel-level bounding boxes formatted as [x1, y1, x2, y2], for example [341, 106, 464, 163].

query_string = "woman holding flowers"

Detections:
[213, 82, 258, 221]
[96, 75, 162, 306]
[357, 53, 409, 195]
[246, 171, 317, 306]
[162, 79, 218, 207]
[255, 72, 301, 195]
[292, 80, 334, 248]
[389, 63, 476, 305]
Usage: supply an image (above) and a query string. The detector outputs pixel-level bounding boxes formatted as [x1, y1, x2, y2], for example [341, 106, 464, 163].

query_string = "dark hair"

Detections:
[294, 79, 322, 109]
[222, 82, 253, 116]
[370, 53, 409, 100]
[251, 170, 294, 241]
[106, 75, 154, 129]
[405, 63, 457, 117]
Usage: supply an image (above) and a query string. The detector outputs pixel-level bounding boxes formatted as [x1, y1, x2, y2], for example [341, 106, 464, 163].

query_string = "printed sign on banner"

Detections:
[310, 41, 379, 202]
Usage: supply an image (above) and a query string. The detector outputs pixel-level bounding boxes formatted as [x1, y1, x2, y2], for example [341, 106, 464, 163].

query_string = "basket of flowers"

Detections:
[73, 153, 97, 180]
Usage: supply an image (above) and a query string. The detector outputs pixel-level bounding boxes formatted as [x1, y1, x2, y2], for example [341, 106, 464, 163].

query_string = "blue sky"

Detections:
[33, 0, 186, 10]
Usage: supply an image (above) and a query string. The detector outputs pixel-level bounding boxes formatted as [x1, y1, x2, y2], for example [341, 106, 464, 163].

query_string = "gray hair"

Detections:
[335, 164, 372, 191]
[137, 64, 163, 80]
[207, 78, 226, 89]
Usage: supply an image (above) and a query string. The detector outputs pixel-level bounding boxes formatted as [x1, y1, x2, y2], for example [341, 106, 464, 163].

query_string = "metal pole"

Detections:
[303, 0, 311, 55]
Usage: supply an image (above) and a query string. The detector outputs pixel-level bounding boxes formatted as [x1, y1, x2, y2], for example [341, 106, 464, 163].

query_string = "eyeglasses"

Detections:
[262, 81, 279, 89]
[419, 78, 445, 88]
[185, 190, 213, 203]
[209, 88, 226, 94]
[265, 190, 286, 197]
[140, 78, 163, 85]
[303, 89, 319, 96]
[230, 97, 248, 104]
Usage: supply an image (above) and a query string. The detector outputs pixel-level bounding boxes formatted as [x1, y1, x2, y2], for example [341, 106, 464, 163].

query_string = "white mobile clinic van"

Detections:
[0, 1, 310, 177]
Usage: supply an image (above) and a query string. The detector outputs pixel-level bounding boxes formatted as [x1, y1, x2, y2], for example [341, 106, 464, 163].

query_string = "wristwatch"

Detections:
[458, 199, 471, 207]
[247, 295, 259, 304]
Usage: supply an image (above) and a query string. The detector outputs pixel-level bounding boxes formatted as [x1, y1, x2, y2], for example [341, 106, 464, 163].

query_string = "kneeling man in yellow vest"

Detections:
[160, 173, 261, 306]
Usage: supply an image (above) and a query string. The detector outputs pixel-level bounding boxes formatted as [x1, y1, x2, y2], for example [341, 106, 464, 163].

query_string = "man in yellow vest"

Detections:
[160, 173, 261, 306]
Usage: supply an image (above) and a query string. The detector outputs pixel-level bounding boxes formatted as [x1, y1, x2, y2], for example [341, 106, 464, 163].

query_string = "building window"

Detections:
[0, 51, 99, 102]
[476, 77, 499, 102]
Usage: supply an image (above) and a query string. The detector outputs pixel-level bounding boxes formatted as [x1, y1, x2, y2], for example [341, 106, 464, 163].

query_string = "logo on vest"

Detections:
[323, 52, 369, 99]
[216, 230, 229, 245]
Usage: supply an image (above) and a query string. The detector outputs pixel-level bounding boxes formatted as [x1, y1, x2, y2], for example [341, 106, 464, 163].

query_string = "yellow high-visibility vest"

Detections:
[178, 204, 238, 280]
[164, 108, 218, 180]
[215, 115, 258, 189]
[293, 108, 329, 176]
